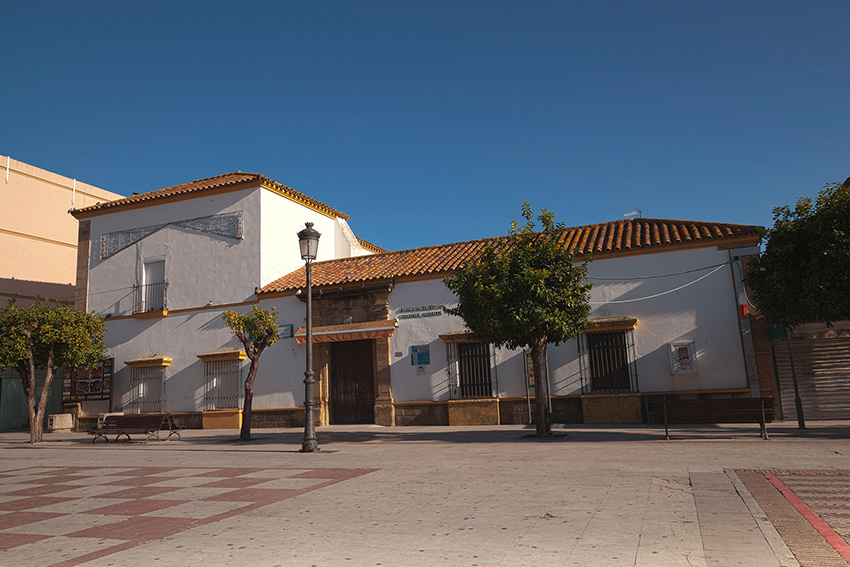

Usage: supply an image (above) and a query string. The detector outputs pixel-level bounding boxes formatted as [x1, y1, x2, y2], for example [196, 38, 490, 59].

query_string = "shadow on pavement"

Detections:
[3, 421, 848, 449]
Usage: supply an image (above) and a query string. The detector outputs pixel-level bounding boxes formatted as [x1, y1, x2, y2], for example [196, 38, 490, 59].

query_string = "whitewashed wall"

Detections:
[103, 294, 307, 414]
[388, 278, 526, 402]
[259, 190, 346, 288]
[86, 187, 261, 316]
[389, 245, 750, 403]
[93, 231, 754, 416]
[87, 184, 374, 414]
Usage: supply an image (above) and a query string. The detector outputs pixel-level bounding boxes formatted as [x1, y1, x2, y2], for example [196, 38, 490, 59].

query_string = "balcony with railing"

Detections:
[133, 282, 168, 314]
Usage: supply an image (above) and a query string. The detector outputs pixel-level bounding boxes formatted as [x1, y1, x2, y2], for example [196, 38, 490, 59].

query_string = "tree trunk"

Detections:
[17, 350, 43, 444]
[31, 365, 55, 444]
[530, 337, 552, 438]
[240, 358, 260, 441]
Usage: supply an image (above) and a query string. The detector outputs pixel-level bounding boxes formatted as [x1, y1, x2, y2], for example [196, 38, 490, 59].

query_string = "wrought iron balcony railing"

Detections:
[133, 282, 168, 314]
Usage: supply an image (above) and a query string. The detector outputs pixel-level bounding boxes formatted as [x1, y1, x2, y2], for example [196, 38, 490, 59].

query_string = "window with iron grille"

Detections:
[203, 360, 241, 410]
[446, 342, 494, 399]
[126, 366, 164, 414]
[581, 330, 638, 393]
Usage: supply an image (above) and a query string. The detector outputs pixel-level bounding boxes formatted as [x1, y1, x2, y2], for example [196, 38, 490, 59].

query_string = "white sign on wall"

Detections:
[398, 305, 444, 320]
[669, 341, 698, 374]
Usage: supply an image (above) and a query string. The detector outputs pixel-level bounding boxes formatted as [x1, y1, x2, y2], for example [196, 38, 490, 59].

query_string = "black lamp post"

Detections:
[298, 222, 321, 452]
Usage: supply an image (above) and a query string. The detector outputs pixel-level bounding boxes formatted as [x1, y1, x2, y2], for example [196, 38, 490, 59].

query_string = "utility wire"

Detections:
[589, 264, 727, 304]
[587, 262, 729, 281]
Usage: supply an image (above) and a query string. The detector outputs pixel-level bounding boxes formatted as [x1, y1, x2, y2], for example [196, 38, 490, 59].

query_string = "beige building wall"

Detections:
[0, 156, 123, 304]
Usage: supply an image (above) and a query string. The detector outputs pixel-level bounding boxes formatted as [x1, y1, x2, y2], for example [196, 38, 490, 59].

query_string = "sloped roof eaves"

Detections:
[258, 218, 762, 295]
[71, 172, 348, 220]
[357, 237, 388, 254]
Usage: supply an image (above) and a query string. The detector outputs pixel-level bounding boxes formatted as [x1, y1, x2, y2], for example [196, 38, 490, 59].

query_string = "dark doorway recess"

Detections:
[329, 339, 375, 424]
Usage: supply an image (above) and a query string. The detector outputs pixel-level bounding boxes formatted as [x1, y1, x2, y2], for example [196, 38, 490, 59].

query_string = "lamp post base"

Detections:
[300, 439, 320, 453]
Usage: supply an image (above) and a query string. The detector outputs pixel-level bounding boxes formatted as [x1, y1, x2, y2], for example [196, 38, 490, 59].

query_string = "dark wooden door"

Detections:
[329, 340, 375, 424]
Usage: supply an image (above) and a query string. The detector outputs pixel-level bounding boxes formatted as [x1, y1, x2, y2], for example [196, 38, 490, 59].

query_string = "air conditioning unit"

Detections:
[47, 413, 74, 432]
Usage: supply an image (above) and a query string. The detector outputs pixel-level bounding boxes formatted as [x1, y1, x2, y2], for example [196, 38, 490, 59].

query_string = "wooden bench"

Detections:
[651, 397, 775, 440]
[88, 413, 183, 443]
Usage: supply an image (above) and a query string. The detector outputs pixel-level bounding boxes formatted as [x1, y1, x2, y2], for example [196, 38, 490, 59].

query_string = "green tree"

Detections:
[0, 300, 106, 443]
[745, 179, 850, 327]
[222, 306, 281, 441]
[444, 203, 593, 437]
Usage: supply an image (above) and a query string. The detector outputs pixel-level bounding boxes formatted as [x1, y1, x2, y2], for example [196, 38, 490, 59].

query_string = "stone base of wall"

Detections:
[642, 390, 753, 423]
[498, 398, 532, 425]
[172, 412, 203, 430]
[643, 390, 751, 402]
[499, 397, 584, 425]
[552, 397, 583, 423]
[447, 399, 500, 426]
[251, 407, 305, 428]
[374, 402, 395, 426]
[394, 402, 449, 426]
[581, 394, 643, 424]
[202, 409, 241, 429]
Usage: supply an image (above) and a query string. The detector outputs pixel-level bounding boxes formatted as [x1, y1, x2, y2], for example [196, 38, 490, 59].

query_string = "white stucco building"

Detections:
[71, 171, 773, 428]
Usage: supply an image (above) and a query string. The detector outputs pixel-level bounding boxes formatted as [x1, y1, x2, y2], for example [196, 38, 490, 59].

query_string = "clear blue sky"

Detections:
[2, 1, 848, 251]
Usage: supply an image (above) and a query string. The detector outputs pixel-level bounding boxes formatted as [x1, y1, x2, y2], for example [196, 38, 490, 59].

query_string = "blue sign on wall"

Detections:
[411, 345, 430, 365]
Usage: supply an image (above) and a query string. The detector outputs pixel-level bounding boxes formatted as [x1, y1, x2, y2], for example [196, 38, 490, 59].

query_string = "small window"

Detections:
[203, 359, 242, 410]
[446, 342, 494, 399]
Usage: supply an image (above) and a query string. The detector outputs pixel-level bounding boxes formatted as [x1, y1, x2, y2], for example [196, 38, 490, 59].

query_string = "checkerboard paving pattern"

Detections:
[0, 465, 377, 567]
[736, 469, 850, 567]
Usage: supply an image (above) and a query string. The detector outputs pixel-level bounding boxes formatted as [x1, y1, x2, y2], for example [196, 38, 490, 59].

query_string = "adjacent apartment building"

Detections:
[0, 156, 123, 429]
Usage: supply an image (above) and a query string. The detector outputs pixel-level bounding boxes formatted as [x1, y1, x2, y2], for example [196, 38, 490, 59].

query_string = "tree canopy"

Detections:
[745, 180, 850, 328]
[444, 203, 593, 436]
[222, 305, 280, 441]
[0, 299, 106, 443]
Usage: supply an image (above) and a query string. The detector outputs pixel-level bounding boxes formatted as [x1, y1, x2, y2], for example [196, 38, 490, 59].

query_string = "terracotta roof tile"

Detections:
[259, 218, 762, 295]
[71, 171, 348, 219]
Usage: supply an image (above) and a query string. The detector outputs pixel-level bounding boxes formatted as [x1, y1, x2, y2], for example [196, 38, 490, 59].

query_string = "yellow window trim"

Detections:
[125, 356, 173, 368]
[438, 330, 480, 344]
[585, 317, 638, 333]
[197, 350, 247, 362]
[133, 310, 168, 319]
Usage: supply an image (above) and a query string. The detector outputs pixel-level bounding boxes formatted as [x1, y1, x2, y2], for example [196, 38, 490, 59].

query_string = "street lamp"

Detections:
[298, 222, 321, 452]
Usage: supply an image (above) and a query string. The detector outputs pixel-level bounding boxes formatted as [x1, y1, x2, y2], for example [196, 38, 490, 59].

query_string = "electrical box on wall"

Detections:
[669, 341, 698, 374]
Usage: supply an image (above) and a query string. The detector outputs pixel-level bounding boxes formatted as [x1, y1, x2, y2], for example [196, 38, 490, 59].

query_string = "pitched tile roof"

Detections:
[71, 172, 348, 219]
[259, 218, 762, 294]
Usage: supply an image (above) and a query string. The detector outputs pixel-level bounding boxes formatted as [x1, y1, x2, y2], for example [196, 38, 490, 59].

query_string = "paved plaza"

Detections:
[1, 422, 849, 567]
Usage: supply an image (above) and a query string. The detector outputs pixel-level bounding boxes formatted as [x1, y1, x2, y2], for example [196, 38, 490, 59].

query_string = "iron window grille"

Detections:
[446, 342, 497, 399]
[126, 366, 164, 414]
[203, 359, 242, 410]
[133, 282, 168, 313]
[579, 329, 639, 394]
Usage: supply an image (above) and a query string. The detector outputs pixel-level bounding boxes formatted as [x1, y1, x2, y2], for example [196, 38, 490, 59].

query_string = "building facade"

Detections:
[70, 172, 380, 424]
[257, 221, 770, 426]
[69, 170, 777, 428]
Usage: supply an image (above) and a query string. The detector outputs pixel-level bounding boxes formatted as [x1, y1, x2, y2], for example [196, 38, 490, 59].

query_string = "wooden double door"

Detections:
[329, 340, 375, 424]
